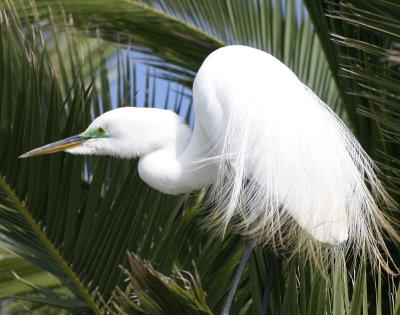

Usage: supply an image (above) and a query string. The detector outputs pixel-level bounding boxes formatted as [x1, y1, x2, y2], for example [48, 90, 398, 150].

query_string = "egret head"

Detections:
[18, 115, 116, 159]
[19, 107, 189, 159]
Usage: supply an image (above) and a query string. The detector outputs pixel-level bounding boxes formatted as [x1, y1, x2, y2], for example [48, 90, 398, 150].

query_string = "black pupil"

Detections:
[98, 127, 104, 134]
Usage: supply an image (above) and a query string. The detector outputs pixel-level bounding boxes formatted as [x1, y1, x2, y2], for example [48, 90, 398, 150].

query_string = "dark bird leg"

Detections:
[260, 252, 278, 315]
[221, 237, 256, 315]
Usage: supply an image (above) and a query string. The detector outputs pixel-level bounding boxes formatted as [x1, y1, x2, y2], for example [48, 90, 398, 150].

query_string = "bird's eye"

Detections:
[98, 127, 105, 135]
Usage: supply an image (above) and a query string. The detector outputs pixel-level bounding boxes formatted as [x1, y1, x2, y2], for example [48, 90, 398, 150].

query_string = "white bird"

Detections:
[20, 45, 397, 313]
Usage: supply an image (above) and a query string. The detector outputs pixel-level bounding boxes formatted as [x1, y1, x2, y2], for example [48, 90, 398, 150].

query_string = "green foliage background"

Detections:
[0, 0, 399, 314]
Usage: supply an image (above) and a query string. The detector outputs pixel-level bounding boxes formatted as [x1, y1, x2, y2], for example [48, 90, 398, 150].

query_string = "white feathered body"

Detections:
[189, 46, 390, 252]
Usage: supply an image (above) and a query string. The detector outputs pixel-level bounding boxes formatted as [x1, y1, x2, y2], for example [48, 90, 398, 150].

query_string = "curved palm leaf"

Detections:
[32, 0, 343, 112]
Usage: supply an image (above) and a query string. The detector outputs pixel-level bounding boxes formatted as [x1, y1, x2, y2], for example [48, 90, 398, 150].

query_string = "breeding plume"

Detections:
[20, 45, 396, 313]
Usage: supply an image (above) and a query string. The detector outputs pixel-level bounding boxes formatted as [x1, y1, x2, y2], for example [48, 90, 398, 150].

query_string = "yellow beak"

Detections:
[18, 135, 87, 158]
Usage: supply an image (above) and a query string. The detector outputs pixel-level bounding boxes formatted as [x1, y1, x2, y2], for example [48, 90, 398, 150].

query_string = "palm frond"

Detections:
[108, 253, 212, 315]
[0, 4, 190, 312]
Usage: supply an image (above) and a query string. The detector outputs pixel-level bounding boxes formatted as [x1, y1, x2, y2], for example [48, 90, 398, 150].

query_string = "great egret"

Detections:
[20, 45, 396, 314]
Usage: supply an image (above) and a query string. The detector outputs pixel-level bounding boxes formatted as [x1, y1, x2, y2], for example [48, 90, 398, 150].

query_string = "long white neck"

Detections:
[136, 109, 215, 195]
[69, 107, 216, 195]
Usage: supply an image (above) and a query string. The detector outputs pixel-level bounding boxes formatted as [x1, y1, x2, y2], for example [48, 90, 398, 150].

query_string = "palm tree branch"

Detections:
[31, 0, 224, 78]
[0, 176, 101, 314]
